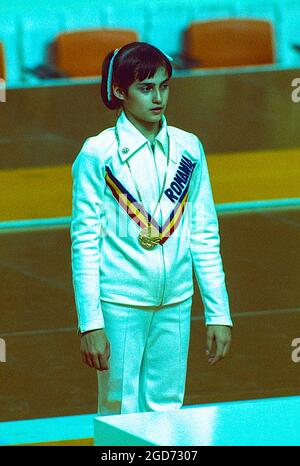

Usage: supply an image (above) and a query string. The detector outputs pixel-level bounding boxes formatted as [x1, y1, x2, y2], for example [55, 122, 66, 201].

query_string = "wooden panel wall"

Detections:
[0, 68, 300, 169]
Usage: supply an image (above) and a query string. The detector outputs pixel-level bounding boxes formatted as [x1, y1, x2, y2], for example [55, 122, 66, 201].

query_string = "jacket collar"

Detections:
[115, 111, 177, 164]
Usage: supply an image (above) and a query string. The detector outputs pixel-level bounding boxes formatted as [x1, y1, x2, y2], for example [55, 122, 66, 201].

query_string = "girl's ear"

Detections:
[113, 85, 126, 101]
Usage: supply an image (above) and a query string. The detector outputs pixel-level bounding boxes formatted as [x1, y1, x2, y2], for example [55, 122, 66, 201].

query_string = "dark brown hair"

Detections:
[101, 42, 173, 110]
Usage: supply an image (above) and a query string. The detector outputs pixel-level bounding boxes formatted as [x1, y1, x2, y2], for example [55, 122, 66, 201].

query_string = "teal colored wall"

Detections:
[1, 0, 300, 84]
[0, 0, 273, 14]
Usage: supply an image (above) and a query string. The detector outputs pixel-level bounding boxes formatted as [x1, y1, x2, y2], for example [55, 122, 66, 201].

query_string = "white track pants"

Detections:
[97, 297, 192, 416]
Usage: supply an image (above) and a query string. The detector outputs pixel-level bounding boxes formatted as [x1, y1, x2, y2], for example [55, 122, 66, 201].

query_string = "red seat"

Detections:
[184, 19, 275, 68]
[0, 42, 6, 80]
[54, 28, 139, 77]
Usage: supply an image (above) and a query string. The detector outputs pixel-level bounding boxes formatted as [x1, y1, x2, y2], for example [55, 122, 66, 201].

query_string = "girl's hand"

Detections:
[205, 325, 232, 365]
[80, 329, 110, 371]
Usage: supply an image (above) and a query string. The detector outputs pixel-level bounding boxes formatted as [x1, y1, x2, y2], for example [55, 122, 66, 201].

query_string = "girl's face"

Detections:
[113, 66, 170, 128]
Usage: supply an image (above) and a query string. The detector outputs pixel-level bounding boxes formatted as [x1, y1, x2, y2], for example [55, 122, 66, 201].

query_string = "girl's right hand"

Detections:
[80, 329, 110, 371]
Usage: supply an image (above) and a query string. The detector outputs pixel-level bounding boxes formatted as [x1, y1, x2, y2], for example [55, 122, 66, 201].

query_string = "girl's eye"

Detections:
[140, 83, 169, 92]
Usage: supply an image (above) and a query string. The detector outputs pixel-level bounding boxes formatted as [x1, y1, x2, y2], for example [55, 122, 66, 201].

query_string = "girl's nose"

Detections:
[153, 88, 162, 102]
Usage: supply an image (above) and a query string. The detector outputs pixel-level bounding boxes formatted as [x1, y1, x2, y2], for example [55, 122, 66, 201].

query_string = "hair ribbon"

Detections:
[107, 48, 120, 102]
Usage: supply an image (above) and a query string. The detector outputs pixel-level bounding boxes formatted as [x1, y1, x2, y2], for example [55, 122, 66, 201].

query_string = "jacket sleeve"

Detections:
[70, 140, 105, 333]
[188, 136, 233, 327]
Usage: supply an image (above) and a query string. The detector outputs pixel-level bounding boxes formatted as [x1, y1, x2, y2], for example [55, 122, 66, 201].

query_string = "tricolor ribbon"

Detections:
[105, 163, 196, 245]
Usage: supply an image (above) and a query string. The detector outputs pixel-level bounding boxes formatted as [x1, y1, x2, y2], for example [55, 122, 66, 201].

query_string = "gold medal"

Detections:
[138, 225, 161, 250]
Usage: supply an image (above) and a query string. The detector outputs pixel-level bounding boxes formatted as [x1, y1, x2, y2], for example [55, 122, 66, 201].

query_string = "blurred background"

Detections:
[0, 0, 300, 84]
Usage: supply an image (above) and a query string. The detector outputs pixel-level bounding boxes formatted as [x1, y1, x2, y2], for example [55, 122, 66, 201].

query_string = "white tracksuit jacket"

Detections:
[70, 111, 233, 332]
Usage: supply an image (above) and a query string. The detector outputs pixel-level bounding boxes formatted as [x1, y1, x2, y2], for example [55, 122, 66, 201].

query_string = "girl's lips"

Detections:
[150, 108, 163, 113]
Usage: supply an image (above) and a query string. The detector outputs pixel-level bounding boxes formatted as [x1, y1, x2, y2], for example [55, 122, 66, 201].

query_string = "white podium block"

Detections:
[94, 396, 300, 446]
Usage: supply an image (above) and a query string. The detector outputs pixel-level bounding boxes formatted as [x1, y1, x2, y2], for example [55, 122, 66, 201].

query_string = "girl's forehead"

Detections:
[136, 67, 170, 84]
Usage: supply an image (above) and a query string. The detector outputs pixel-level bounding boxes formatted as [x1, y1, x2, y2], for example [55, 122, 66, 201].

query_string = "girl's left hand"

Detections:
[205, 325, 232, 365]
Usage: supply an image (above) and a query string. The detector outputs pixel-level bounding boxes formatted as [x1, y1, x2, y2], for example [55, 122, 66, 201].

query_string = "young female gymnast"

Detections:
[70, 42, 233, 415]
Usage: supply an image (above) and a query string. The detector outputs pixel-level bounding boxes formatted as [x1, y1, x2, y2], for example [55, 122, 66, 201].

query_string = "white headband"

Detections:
[107, 48, 120, 102]
[162, 52, 174, 62]
[106, 47, 174, 102]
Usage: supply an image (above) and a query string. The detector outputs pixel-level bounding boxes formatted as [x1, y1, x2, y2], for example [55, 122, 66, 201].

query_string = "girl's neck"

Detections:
[124, 110, 161, 143]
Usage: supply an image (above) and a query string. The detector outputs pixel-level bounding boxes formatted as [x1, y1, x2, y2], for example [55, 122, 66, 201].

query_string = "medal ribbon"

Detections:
[105, 162, 196, 245]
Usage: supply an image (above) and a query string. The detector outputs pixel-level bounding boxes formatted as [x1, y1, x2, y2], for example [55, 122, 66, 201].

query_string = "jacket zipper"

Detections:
[159, 232, 166, 306]
[150, 141, 167, 306]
